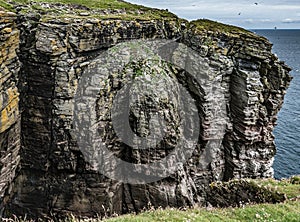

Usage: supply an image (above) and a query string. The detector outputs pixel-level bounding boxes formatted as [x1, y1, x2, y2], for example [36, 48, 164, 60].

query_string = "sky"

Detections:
[126, 0, 300, 29]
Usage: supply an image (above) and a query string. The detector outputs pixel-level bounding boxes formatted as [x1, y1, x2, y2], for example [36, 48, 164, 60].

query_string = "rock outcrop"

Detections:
[0, 1, 292, 219]
[206, 179, 287, 208]
[0, 9, 20, 215]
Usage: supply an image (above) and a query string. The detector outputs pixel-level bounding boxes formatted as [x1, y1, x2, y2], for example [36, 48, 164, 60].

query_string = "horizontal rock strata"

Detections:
[0, 1, 292, 219]
[0, 9, 21, 216]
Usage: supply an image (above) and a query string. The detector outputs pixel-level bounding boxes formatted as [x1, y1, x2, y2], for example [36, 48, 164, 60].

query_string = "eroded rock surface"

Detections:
[0, 9, 20, 215]
[0, 1, 292, 219]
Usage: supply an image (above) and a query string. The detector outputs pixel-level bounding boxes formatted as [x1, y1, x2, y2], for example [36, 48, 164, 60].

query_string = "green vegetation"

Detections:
[1, 0, 262, 35]
[104, 177, 300, 222]
[290, 175, 300, 184]
[3, 177, 300, 221]
[0, 0, 15, 11]
[4, 0, 178, 21]
[104, 202, 300, 222]
[190, 19, 251, 34]
[254, 176, 300, 199]
[12, 0, 146, 10]
[42, 10, 177, 22]
[189, 19, 264, 38]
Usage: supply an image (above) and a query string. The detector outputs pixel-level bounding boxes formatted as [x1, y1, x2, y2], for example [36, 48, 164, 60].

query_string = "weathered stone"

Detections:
[0, 2, 292, 220]
[0, 10, 20, 216]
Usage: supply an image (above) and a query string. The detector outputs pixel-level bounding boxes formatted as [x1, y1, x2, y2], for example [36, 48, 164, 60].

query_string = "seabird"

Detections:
[254, 2, 258, 5]
[238, 12, 241, 15]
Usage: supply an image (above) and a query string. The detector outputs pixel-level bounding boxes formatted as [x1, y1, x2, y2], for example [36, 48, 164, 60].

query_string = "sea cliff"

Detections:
[0, 0, 292, 218]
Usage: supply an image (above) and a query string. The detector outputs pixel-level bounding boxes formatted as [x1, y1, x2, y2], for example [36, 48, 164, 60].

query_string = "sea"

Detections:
[253, 30, 300, 179]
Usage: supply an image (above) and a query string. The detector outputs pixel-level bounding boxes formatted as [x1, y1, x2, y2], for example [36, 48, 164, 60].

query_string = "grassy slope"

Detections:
[104, 177, 300, 222]
[1, 0, 255, 35]
[0, 0, 179, 20]
[190, 19, 252, 34]
[105, 202, 300, 222]
[0, 0, 15, 11]
[1, 0, 146, 10]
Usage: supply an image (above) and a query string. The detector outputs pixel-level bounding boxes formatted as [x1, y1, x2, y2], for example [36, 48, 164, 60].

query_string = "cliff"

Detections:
[0, 0, 292, 219]
[0, 9, 20, 215]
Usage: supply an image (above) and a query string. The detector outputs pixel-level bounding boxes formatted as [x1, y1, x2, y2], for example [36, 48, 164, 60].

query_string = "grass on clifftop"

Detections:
[189, 19, 264, 38]
[1, 0, 262, 35]
[191, 19, 250, 33]
[104, 202, 300, 222]
[2, 0, 178, 21]
[0, 0, 15, 11]
[10, 0, 144, 10]
[104, 177, 300, 222]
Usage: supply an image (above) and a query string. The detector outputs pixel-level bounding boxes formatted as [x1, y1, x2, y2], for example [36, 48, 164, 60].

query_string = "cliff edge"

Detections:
[0, 0, 292, 218]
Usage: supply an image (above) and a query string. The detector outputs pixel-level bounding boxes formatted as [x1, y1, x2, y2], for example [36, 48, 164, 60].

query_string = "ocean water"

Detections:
[254, 30, 300, 179]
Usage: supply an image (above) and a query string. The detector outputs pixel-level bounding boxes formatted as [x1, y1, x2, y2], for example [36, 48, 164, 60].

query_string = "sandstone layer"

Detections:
[0, 1, 292, 219]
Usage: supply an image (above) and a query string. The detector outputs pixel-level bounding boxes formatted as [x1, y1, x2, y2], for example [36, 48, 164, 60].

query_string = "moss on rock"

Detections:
[206, 179, 287, 208]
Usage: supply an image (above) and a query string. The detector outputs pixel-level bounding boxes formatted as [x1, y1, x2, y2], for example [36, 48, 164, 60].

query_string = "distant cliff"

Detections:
[0, 0, 291, 219]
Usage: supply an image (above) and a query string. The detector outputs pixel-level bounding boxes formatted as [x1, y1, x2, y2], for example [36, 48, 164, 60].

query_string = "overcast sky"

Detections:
[127, 0, 300, 29]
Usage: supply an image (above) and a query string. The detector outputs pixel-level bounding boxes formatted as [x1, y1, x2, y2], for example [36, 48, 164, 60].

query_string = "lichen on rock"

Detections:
[0, 8, 21, 215]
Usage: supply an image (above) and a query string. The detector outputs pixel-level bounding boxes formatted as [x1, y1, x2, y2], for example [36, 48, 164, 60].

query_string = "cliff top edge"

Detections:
[0, 0, 267, 40]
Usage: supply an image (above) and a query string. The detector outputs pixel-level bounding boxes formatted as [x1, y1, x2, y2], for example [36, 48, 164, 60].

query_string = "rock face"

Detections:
[0, 1, 292, 219]
[0, 10, 20, 215]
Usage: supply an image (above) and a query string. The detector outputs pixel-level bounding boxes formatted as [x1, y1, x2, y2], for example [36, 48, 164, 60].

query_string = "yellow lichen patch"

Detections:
[0, 29, 19, 65]
[134, 21, 141, 28]
[0, 98, 19, 133]
[0, 47, 8, 63]
[0, 87, 19, 133]
[0, 66, 11, 85]
[223, 48, 229, 55]
[2, 27, 12, 34]
[0, 86, 18, 109]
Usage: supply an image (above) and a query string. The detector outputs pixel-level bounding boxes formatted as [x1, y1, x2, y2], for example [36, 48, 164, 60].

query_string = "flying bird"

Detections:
[238, 12, 241, 15]
[254, 2, 258, 5]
